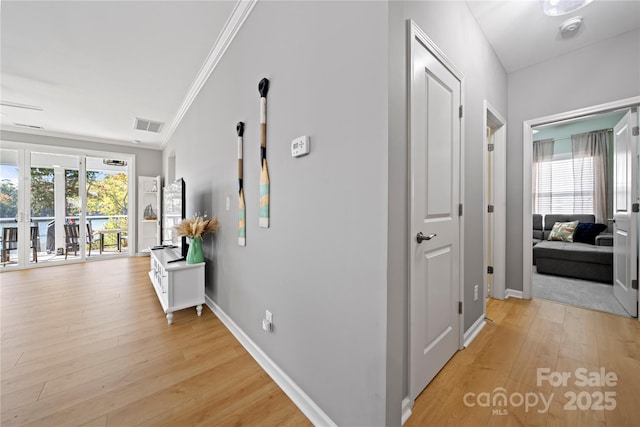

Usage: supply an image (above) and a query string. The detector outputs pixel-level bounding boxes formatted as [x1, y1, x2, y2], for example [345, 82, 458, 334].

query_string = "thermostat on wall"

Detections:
[291, 135, 310, 157]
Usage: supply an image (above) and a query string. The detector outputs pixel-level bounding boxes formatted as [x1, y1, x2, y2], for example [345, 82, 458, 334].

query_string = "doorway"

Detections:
[483, 101, 506, 301]
[522, 97, 640, 318]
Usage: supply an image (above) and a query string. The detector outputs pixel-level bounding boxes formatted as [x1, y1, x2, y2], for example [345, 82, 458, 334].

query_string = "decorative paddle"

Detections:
[258, 78, 270, 228]
[236, 121, 246, 246]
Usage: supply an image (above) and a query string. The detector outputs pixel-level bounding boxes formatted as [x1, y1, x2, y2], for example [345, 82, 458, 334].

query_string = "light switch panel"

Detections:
[291, 136, 310, 157]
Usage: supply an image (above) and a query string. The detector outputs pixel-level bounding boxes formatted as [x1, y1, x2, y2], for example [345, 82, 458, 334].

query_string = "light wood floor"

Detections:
[2, 258, 639, 426]
[0, 257, 311, 427]
[407, 297, 640, 427]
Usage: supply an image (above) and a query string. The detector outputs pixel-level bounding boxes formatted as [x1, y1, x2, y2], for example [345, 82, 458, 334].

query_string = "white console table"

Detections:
[148, 247, 205, 324]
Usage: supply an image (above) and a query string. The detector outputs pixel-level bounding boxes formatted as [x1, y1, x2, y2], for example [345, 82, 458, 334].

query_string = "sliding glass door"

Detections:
[0, 148, 24, 268]
[0, 143, 134, 269]
[86, 156, 130, 257]
[30, 151, 82, 264]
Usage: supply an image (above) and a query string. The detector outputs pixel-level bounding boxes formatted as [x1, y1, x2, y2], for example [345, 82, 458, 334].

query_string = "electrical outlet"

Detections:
[474, 285, 479, 301]
[262, 310, 273, 332]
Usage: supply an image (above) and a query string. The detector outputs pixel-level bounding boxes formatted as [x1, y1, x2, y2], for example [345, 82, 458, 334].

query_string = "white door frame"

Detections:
[0, 140, 136, 269]
[483, 101, 506, 300]
[522, 96, 640, 305]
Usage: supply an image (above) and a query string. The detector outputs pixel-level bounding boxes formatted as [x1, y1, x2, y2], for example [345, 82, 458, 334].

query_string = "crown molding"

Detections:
[161, 0, 258, 149]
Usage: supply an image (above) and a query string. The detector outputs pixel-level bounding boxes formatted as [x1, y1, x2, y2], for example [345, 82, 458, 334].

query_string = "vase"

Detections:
[186, 237, 204, 264]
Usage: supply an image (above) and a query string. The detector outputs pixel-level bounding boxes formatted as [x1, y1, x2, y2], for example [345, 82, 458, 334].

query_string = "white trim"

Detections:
[204, 296, 337, 427]
[161, 0, 257, 148]
[505, 289, 523, 299]
[463, 314, 486, 348]
[401, 397, 413, 425]
[522, 96, 640, 300]
[459, 59, 466, 352]
[483, 101, 507, 301]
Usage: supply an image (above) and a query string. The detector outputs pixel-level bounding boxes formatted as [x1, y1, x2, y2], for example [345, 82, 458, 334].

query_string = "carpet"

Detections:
[532, 267, 630, 317]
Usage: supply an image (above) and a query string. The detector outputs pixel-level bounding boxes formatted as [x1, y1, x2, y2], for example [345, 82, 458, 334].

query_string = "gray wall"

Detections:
[387, 1, 507, 423]
[506, 29, 640, 292]
[163, 2, 389, 425]
[0, 130, 162, 177]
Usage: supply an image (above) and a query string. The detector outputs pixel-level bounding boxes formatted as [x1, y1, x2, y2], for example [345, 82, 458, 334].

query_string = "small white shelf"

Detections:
[138, 176, 161, 254]
[148, 247, 205, 324]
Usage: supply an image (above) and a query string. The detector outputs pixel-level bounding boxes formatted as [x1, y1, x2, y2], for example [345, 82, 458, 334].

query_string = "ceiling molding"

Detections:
[161, 0, 258, 149]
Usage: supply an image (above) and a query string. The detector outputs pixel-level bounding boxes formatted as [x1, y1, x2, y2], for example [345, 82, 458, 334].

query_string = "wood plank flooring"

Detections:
[0, 258, 311, 427]
[406, 297, 640, 427]
[2, 258, 639, 426]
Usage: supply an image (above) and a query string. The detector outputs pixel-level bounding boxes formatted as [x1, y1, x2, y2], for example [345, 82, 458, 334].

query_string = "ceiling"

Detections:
[1, 1, 639, 149]
[466, 0, 640, 73]
[0, 0, 236, 149]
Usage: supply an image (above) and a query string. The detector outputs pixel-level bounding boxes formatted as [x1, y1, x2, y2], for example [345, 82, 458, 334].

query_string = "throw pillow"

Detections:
[573, 223, 607, 245]
[547, 220, 579, 242]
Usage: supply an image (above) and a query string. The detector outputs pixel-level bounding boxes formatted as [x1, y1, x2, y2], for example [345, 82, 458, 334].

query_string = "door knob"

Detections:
[416, 232, 436, 243]
[607, 218, 616, 223]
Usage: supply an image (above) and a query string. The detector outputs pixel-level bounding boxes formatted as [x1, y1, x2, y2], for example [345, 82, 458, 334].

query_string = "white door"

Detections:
[613, 110, 638, 317]
[409, 22, 462, 400]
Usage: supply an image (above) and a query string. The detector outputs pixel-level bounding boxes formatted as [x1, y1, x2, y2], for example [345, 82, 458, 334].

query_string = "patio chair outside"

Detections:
[30, 226, 38, 263]
[86, 223, 99, 256]
[64, 224, 80, 259]
[1, 227, 18, 264]
[65, 223, 99, 259]
[1, 226, 40, 264]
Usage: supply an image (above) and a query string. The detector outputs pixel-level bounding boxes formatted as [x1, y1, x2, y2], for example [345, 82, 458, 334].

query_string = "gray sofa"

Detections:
[532, 214, 613, 283]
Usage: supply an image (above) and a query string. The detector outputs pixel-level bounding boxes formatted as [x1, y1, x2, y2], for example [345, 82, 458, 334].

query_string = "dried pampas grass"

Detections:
[175, 214, 219, 238]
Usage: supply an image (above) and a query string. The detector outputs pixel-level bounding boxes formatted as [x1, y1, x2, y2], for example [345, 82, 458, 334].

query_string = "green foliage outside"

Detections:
[0, 179, 18, 219]
[1, 168, 129, 248]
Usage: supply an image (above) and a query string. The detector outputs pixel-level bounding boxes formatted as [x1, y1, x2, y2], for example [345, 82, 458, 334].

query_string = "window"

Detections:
[534, 153, 594, 215]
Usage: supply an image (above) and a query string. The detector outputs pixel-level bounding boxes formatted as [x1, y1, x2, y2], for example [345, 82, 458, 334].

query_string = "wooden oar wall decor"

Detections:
[258, 78, 270, 228]
[236, 121, 246, 246]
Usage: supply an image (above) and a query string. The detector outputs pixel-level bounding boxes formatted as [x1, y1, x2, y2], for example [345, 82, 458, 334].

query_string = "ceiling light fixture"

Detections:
[542, 0, 593, 16]
[0, 101, 44, 111]
[560, 16, 583, 34]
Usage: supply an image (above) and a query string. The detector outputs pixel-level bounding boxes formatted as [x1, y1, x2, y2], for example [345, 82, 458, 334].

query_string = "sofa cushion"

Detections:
[543, 214, 596, 240]
[533, 214, 543, 240]
[533, 240, 613, 265]
[573, 223, 607, 245]
[548, 220, 579, 242]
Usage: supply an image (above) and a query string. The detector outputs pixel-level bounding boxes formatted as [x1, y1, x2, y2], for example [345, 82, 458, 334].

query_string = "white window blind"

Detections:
[534, 154, 594, 216]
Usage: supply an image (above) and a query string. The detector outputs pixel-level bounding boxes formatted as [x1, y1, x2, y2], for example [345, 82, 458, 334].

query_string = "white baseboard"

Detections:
[463, 314, 486, 348]
[505, 288, 523, 299]
[205, 296, 337, 427]
[401, 397, 413, 425]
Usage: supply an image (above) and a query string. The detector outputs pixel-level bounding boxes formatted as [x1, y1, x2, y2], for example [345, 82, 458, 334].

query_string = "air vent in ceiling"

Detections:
[103, 159, 128, 167]
[14, 123, 44, 130]
[134, 117, 164, 133]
